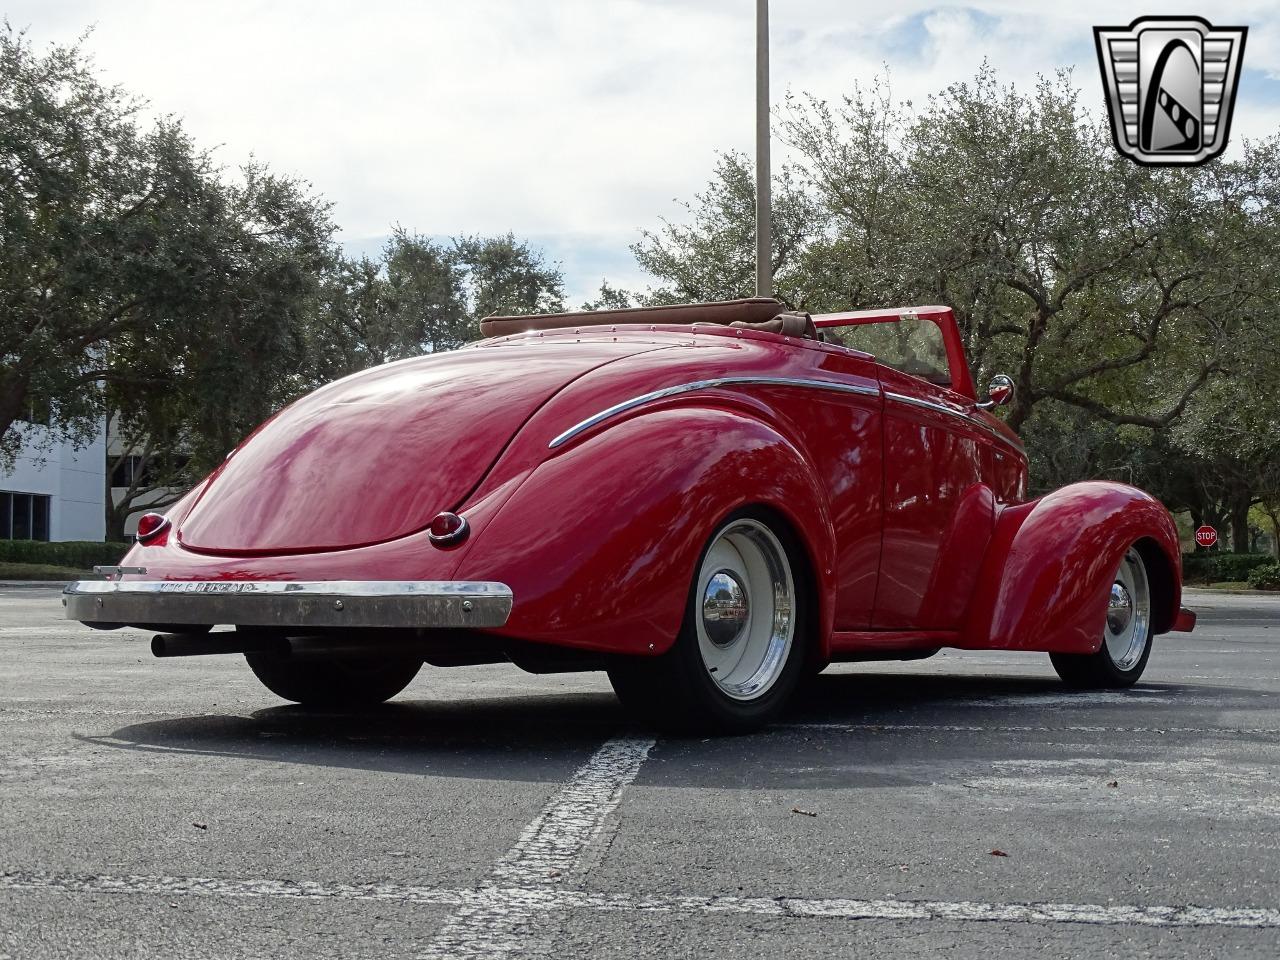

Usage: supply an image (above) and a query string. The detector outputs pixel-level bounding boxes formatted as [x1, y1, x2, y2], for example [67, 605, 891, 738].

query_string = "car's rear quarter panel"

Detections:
[453, 406, 835, 656]
[451, 326, 886, 656]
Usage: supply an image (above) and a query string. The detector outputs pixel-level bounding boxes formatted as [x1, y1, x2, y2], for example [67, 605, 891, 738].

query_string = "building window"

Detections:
[16, 399, 52, 426]
[112, 455, 143, 488]
[1, 492, 52, 541]
[110, 453, 190, 488]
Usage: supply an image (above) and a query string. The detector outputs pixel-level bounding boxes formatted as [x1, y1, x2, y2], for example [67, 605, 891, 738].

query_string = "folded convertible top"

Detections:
[479, 297, 787, 338]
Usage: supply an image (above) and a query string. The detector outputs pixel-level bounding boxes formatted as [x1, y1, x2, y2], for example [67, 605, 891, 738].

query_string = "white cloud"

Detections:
[8, 1, 1279, 304]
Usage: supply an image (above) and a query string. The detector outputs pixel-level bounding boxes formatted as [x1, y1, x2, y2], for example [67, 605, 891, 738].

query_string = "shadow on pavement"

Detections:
[76, 668, 1274, 786]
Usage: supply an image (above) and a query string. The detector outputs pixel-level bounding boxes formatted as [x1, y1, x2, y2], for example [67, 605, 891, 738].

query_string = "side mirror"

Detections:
[977, 374, 1014, 410]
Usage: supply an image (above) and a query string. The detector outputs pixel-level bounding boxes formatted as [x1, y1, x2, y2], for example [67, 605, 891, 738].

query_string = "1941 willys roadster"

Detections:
[68, 298, 1196, 732]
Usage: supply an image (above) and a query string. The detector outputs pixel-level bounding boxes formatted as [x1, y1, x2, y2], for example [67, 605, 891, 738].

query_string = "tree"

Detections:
[1, 27, 225, 465]
[629, 66, 1280, 517]
[780, 68, 1270, 435]
[307, 231, 566, 386]
[102, 159, 337, 539]
[580, 281, 636, 311]
[1159, 328, 1280, 552]
[3, 26, 575, 539]
[105, 415, 188, 540]
[631, 151, 816, 306]
[0, 26, 338, 542]
[1252, 501, 1280, 558]
[452, 233, 564, 319]
[307, 230, 467, 383]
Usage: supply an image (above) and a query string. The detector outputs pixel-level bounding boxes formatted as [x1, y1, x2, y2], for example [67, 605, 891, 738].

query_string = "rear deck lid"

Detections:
[178, 341, 654, 554]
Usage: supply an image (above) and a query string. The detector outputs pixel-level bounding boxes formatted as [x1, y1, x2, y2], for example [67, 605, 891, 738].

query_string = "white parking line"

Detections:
[0, 707, 197, 722]
[0, 871, 467, 907]
[2, 871, 1277, 931]
[419, 735, 655, 959]
[0, 626, 101, 635]
[489, 737, 655, 887]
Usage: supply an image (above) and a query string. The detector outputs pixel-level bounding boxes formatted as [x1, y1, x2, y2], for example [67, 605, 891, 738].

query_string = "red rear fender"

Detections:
[453, 407, 837, 658]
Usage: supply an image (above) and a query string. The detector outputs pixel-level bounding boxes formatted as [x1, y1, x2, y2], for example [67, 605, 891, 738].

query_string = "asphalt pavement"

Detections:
[1, 585, 1278, 959]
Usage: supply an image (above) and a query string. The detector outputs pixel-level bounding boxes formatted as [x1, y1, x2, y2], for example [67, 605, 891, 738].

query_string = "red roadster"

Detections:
[68, 299, 1195, 731]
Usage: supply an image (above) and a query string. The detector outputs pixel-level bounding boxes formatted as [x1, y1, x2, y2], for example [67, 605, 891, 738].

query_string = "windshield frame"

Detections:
[812, 306, 977, 401]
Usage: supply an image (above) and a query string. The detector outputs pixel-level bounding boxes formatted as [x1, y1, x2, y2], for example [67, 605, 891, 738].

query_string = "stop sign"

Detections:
[1195, 525, 1218, 548]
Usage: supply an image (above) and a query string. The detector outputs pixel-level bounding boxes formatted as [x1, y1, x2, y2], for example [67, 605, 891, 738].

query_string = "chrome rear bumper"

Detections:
[64, 580, 513, 630]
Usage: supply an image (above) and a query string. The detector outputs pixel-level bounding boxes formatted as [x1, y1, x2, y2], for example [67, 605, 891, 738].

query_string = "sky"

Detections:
[8, 1, 1280, 306]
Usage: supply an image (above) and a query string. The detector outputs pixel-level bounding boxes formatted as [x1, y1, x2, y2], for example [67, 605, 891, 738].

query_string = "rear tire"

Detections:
[1051, 546, 1153, 689]
[608, 510, 808, 734]
[245, 650, 422, 707]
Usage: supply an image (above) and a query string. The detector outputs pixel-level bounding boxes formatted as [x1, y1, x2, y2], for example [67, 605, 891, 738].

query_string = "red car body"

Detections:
[73, 299, 1192, 675]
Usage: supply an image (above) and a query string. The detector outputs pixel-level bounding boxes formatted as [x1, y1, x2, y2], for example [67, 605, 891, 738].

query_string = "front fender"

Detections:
[963, 481, 1182, 654]
[454, 407, 836, 658]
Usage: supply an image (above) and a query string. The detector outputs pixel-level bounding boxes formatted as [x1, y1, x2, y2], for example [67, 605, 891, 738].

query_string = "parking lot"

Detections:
[2, 584, 1278, 959]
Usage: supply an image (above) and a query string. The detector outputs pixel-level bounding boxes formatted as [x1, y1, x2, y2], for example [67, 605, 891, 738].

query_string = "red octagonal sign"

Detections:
[1195, 525, 1218, 548]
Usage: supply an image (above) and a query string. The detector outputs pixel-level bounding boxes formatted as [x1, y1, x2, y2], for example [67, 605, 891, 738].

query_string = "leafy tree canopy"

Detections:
[0, 26, 567, 538]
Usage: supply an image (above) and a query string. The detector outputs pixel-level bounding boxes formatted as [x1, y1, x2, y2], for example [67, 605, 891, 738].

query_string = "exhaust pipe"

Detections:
[151, 631, 288, 658]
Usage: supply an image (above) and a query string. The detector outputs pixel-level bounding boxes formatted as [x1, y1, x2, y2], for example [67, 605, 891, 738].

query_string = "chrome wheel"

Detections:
[694, 518, 796, 701]
[1103, 548, 1151, 671]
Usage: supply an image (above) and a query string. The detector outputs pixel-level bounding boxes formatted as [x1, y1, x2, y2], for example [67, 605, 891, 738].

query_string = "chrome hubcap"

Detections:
[1107, 582, 1134, 635]
[1104, 548, 1151, 671]
[695, 519, 795, 701]
[702, 571, 750, 647]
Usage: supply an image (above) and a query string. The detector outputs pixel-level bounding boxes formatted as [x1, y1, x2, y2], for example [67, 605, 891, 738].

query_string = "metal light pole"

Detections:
[755, 0, 772, 298]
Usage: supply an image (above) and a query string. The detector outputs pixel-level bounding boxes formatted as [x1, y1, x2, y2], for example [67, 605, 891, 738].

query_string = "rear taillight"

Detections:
[136, 512, 171, 543]
[428, 511, 469, 546]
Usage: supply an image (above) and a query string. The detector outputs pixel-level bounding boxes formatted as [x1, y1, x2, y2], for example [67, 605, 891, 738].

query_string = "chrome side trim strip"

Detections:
[883, 390, 971, 421]
[548, 376, 880, 449]
[64, 580, 514, 630]
[883, 391, 1023, 452]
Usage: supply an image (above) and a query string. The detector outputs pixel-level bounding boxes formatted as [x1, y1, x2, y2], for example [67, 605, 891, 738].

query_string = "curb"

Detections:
[1183, 586, 1280, 598]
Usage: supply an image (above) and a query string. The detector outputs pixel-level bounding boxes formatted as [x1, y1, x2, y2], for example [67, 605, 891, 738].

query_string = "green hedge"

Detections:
[1182, 555, 1212, 582]
[0, 540, 129, 569]
[1213, 552, 1275, 582]
[1248, 562, 1280, 591]
[1183, 552, 1276, 583]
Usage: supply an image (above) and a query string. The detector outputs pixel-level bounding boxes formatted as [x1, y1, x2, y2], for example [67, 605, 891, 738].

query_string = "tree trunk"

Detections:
[105, 472, 127, 543]
[1228, 486, 1252, 553]
[1200, 493, 1230, 544]
[106, 477, 184, 543]
[0, 370, 31, 453]
[1006, 387, 1034, 434]
[1260, 503, 1280, 559]
[105, 507, 127, 544]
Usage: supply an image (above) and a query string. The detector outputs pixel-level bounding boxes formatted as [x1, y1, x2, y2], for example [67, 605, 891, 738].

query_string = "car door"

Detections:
[872, 366, 994, 630]
[802, 344, 885, 630]
[816, 312, 998, 632]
